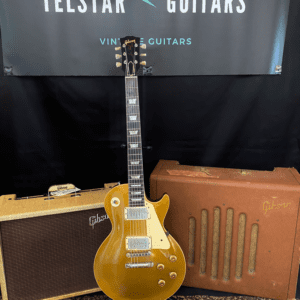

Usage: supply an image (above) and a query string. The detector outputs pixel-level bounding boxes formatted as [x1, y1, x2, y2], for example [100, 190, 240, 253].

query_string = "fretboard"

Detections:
[125, 76, 145, 207]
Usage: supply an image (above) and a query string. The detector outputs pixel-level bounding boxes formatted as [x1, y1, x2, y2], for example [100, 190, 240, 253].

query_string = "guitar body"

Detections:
[93, 184, 186, 300]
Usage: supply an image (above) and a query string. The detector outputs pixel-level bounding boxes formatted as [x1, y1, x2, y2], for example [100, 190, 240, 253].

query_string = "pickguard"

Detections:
[145, 201, 171, 249]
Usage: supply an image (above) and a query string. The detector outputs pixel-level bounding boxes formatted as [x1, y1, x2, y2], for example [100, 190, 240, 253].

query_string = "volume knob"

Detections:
[158, 280, 165, 287]
[169, 255, 177, 262]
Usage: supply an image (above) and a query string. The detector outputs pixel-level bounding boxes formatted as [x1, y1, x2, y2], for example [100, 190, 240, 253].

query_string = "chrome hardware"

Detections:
[134, 52, 138, 55]
[140, 61, 146, 66]
[275, 65, 282, 74]
[123, 52, 126, 56]
[140, 44, 147, 49]
[115, 47, 121, 51]
[169, 255, 177, 262]
[140, 53, 147, 57]
[116, 62, 122, 68]
[158, 280, 165, 287]
[135, 43, 138, 47]
[126, 236, 151, 250]
[115, 54, 122, 59]
[134, 60, 138, 64]
[125, 207, 150, 220]
[122, 44, 126, 48]
[125, 262, 154, 269]
[157, 264, 164, 270]
[170, 272, 177, 279]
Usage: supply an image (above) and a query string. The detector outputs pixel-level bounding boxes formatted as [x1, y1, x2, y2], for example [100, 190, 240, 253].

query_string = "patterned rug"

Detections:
[66, 293, 274, 300]
[0, 294, 277, 300]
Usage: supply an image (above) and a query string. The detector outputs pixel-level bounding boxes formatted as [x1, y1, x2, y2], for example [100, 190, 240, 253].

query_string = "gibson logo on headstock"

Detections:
[89, 214, 109, 229]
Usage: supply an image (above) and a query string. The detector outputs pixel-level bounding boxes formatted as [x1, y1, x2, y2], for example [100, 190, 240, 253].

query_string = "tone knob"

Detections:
[115, 54, 122, 59]
[116, 62, 122, 68]
[140, 61, 146, 66]
[140, 44, 147, 49]
[169, 255, 177, 262]
[170, 272, 177, 279]
[157, 264, 164, 270]
[158, 280, 165, 287]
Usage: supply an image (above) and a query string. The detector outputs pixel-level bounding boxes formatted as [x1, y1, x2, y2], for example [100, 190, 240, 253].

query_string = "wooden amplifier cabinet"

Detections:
[0, 182, 117, 300]
[150, 160, 300, 300]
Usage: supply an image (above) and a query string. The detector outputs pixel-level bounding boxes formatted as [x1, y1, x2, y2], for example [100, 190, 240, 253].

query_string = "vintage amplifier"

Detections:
[150, 160, 300, 300]
[0, 182, 118, 300]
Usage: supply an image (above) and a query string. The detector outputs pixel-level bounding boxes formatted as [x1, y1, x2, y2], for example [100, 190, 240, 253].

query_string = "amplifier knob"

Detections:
[157, 264, 164, 270]
[170, 272, 177, 279]
[169, 255, 177, 262]
[158, 279, 165, 287]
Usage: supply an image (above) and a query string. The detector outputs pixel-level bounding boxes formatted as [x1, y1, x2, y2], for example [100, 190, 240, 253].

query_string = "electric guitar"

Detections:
[93, 36, 186, 300]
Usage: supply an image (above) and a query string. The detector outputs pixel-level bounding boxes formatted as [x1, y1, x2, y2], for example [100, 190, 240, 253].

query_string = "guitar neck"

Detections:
[125, 75, 145, 207]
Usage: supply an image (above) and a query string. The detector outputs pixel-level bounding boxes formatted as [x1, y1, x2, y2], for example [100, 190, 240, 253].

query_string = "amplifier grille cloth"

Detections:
[188, 208, 259, 281]
[1, 208, 111, 300]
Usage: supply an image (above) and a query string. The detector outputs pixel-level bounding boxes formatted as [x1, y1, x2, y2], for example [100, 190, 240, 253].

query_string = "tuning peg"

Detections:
[116, 62, 122, 68]
[140, 44, 146, 49]
[140, 53, 147, 57]
[115, 47, 121, 51]
[115, 54, 122, 59]
[140, 61, 146, 66]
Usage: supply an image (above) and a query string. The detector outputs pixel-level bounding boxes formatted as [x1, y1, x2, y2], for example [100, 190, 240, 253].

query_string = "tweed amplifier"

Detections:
[0, 182, 117, 300]
[150, 160, 300, 300]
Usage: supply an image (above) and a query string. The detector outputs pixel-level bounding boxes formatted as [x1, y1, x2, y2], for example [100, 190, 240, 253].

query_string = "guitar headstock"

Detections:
[115, 36, 146, 76]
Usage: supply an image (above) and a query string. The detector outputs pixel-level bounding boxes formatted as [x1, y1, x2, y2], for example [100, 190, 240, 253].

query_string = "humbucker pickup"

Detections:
[125, 262, 154, 269]
[126, 236, 151, 250]
[124, 207, 150, 220]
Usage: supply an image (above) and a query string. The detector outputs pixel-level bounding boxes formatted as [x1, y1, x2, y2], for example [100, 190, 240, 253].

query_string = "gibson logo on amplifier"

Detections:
[89, 214, 109, 229]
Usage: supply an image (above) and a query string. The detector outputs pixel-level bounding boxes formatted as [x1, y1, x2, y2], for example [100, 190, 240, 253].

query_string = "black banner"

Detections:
[0, 0, 290, 75]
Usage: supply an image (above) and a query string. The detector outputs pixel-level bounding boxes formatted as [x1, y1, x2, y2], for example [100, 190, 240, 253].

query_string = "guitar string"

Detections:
[124, 47, 133, 265]
[125, 43, 148, 265]
[134, 73, 148, 264]
[134, 75, 149, 264]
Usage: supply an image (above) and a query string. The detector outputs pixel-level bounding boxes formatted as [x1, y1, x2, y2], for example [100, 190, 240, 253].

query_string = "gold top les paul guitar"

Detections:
[93, 36, 186, 300]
